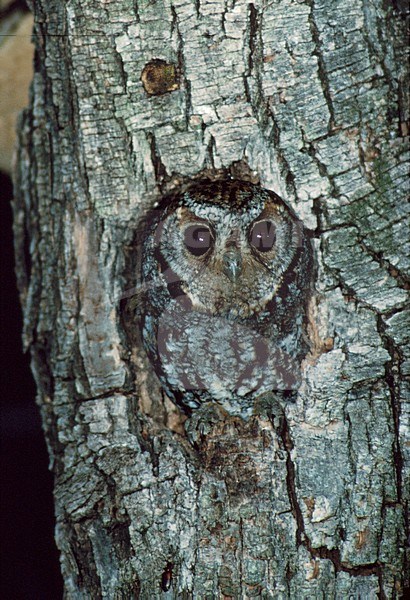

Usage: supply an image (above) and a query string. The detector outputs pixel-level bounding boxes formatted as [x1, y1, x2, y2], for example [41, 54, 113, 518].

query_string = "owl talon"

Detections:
[252, 392, 285, 435]
[184, 402, 228, 446]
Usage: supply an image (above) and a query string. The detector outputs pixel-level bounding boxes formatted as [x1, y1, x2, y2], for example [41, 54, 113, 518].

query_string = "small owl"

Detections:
[137, 180, 313, 419]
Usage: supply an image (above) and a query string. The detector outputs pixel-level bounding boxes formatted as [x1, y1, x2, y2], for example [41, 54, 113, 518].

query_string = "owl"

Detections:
[137, 180, 313, 419]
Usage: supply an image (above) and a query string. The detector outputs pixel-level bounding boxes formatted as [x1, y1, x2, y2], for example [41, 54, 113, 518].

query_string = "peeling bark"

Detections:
[13, 0, 408, 597]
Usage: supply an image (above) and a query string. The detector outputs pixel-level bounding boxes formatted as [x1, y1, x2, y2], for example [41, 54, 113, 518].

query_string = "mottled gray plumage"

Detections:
[138, 180, 313, 418]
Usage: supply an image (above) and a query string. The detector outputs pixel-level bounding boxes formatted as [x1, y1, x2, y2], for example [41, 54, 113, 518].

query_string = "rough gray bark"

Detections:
[13, 0, 408, 598]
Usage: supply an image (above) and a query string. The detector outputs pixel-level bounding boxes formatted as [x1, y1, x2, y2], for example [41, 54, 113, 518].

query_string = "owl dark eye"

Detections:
[249, 220, 276, 252]
[184, 225, 214, 257]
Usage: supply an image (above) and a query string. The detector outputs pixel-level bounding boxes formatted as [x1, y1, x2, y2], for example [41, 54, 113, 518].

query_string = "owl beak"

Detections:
[222, 248, 242, 282]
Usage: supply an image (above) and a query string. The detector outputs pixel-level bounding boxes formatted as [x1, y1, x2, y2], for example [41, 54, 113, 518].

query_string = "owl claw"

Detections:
[184, 402, 228, 446]
[252, 392, 285, 435]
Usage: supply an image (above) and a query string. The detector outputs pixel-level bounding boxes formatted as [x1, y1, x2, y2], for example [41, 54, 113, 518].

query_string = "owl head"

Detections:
[144, 180, 310, 319]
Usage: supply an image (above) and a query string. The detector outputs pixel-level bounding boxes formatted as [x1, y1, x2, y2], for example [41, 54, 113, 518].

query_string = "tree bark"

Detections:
[13, 0, 408, 597]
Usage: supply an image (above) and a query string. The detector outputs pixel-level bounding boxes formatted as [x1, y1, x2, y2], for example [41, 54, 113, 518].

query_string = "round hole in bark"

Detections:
[141, 59, 179, 96]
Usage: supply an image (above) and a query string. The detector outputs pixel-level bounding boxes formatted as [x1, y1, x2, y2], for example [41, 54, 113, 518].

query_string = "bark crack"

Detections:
[358, 237, 410, 290]
[268, 116, 298, 200]
[361, 0, 395, 92]
[171, 5, 192, 127]
[132, 0, 140, 23]
[375, 315, 404, 505]
[306, 0, 336, 131]
[147, 131, 168, 190]
[281, 415, 387, 585]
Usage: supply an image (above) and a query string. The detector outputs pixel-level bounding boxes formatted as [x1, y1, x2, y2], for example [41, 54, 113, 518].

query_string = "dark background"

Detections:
[0, 171, 63, 598]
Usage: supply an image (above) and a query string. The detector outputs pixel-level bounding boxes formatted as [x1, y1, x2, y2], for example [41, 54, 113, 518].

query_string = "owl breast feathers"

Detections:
[138, 179, 313, 418]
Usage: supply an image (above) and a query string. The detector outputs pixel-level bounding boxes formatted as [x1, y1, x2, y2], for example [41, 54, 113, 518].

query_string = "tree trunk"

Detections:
[13, 0, 408, 597]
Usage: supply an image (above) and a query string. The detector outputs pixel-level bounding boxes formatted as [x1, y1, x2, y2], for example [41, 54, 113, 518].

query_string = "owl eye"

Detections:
[184, 225, 214, 257]
[249, 220, 276, 252]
